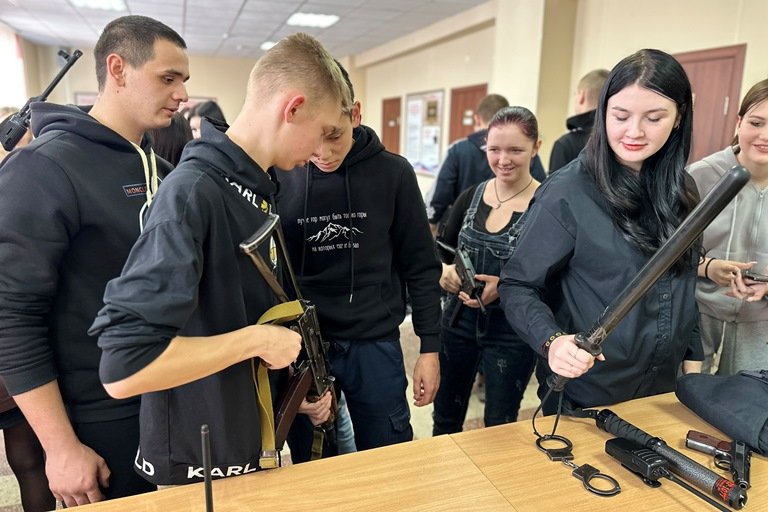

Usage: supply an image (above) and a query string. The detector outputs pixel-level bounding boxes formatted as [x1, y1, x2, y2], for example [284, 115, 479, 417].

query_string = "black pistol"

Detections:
[686, 430, 751, 490]
[436, 240, 485, 327]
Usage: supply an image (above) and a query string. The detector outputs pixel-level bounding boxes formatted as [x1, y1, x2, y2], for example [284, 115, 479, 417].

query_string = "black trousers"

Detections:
[73, 415, 155, 499]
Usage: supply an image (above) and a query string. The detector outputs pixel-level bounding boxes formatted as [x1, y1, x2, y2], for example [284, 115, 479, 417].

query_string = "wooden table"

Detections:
[81, 393, 765, 511]
[453, 392, 764, 511]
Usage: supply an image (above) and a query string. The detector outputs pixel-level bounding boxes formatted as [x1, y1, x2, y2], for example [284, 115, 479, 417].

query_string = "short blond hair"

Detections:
[247, 33, 352, 116]
[578, 69, 610, 106]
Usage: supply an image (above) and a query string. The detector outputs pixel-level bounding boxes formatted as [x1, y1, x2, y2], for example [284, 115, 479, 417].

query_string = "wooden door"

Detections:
[675, 45, 745, 163]
[381, 97, 401, 154]
[449, 84, 488, 144]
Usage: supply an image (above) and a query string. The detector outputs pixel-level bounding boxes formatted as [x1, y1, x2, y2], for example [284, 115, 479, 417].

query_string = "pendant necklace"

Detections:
[492, 177, 533, 209]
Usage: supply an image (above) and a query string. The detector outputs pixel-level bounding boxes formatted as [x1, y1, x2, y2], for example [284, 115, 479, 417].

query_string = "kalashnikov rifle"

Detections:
[1, 49, 82, 151]
[240, 213, 337, 453]
[436, 240, 486, 326]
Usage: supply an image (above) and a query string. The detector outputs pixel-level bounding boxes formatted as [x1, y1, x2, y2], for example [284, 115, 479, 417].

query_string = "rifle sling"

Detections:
[252, 300, 305, 469]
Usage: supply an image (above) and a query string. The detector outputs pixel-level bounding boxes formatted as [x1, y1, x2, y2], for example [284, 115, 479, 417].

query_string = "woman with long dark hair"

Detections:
[499, 49, 702, 413]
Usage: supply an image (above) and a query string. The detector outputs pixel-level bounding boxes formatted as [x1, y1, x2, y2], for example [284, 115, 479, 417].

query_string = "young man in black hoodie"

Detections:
[277, 62, 442, 456]
[89, 33, 352, 486]
[548, 68, 609, 173]
[0, 16, 189, 505]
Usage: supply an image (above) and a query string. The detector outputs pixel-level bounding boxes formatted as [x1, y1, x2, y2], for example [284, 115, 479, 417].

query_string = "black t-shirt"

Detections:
[437, 184, 522, 262]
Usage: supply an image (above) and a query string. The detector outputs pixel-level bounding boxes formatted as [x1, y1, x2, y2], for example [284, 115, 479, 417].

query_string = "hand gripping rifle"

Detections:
[548, 165, 750, 393]
[240, 213, 337, 454]
[1, 49, 82, 151]
[436, 240, 486, 326]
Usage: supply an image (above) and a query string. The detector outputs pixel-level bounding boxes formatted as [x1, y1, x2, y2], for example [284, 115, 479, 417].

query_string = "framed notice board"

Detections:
[404, 89, 444, 175]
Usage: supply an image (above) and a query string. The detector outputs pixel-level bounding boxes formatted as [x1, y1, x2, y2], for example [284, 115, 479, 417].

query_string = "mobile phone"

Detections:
[743, 270, 768, 283]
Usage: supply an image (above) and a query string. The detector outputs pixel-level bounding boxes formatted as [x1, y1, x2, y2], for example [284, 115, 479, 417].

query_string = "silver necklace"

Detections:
[492, 177, 533, 209]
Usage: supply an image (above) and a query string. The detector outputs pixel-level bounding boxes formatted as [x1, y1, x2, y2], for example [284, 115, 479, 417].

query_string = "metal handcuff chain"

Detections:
[531, 385, 621, 497]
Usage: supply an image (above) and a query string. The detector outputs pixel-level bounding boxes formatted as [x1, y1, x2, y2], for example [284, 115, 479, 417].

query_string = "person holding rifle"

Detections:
[0, 16, 188, 505]
[89, 33, 352, 486]
[432, 106, 538, 435]
[499, 49, 703, 414]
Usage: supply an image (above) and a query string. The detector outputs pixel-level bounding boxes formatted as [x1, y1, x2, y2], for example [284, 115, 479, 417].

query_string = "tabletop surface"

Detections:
[81, 392, 764, 511]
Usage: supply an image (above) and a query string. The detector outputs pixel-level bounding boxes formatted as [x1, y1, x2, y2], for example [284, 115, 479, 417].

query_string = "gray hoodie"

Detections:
[688, 146, 768, 322]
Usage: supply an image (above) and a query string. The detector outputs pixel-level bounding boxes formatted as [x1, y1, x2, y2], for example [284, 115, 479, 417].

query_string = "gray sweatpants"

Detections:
[700, 312, 768, 375]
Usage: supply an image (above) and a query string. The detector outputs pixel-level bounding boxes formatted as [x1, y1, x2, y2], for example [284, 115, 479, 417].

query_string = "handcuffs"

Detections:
[536, 434, 621, 497]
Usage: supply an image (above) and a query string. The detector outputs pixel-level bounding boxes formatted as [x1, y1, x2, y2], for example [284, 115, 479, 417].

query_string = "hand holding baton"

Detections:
[548, 165, 750, 392]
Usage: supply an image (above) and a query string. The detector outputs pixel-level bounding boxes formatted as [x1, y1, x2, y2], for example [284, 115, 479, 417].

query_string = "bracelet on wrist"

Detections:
[542, 331, 568, 355]
[704, 257, 717, 280]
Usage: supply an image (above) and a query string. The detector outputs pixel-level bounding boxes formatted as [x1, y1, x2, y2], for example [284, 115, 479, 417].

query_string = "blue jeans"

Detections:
[329, 339, 413, 450]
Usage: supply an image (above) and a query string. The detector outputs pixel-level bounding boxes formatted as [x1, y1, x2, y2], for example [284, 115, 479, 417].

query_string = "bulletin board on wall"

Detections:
[404, 90, 444, 175]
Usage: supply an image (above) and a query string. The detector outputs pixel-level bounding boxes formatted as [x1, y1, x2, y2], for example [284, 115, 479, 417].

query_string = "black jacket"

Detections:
[91, 120, 278, 484]
[548, 110, 596, 173]
[498, 155, 702, 408]
[277, 125, 441, 352]
[429, 129, 546, 224]
[0, 102, 170, 422]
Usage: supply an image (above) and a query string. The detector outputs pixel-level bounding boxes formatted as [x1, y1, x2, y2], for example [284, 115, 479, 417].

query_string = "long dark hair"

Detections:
[586, 49, 698, 271]
[149, 113, 192, 166]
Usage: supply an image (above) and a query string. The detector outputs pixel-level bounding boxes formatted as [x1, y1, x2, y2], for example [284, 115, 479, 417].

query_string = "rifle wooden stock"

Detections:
[275, 365, 313, 448]
[241, 213, 338, 453]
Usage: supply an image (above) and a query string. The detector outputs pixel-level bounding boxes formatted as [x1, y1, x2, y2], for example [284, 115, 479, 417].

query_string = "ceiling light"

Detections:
[286, 13, 339, 28]
[69, 0, 126, 10]
[260, 41, 277, 51]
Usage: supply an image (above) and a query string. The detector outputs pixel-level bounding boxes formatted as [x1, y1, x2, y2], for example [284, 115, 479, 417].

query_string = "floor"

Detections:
[0, 317, 540, 510]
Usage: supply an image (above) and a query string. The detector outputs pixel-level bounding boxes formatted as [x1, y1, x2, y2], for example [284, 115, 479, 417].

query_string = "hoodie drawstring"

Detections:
[344, 164, 355, 304]
[300, 163, 356, 304]
[300, 166, 311, 284]
[130, 142, 159, 232]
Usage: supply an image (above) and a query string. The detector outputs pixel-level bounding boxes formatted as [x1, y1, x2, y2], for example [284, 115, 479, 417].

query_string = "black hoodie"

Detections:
[0, 102, 170, 423]
[277, 125, 441, 352]
[90, 119, 279, 485]
[549, 109, 596, 173]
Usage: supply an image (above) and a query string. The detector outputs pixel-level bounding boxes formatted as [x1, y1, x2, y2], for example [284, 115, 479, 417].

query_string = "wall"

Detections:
[363, 25, 495, 160]
[20, 0, 768, 174]
[571, 0, 768, 102]
[536, 0, 578, 169]
[22, 42, 256, 122]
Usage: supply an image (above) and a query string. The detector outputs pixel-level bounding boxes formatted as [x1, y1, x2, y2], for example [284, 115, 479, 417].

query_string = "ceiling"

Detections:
[0, 0, 489, 59]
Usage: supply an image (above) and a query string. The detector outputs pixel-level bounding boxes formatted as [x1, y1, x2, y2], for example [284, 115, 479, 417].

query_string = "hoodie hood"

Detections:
[335, 124, 385, 169]
[30, 102, 166, 215]
[565, 110, 596, 132]
[178, 118, 277, 200]
[31, 102, 154, 151]
[466, 128, 488, 153]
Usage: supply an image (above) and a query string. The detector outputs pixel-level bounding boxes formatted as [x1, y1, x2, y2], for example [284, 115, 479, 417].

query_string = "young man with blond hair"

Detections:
[89, 33, 353, 486]
[549, 68, 610, 173]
